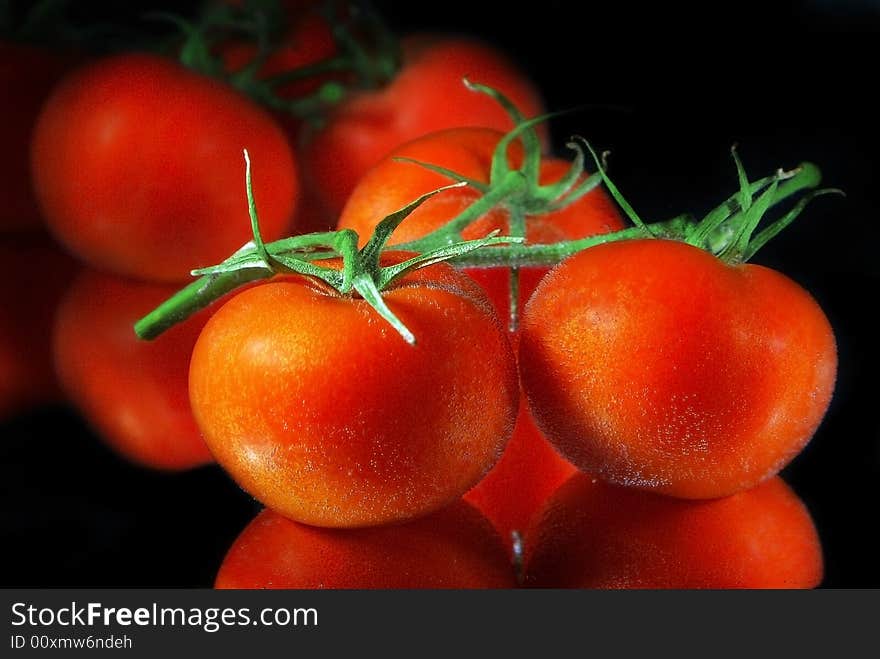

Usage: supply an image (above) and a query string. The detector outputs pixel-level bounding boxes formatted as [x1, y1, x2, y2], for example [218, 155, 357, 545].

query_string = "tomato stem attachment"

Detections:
[679, 151, 842, 263]
[134, 152, 518, 344]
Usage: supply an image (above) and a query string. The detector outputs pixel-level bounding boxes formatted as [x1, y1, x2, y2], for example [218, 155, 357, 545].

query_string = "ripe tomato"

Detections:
[303, 36, 545, 218]
[523, 474, 823, 589]
[215, 501, 516, 589]
[0, 42, 78, 233]
[31, 53, 299, 283]
[338, 126, 624, 318]
[519, 239, 837, 499]
[189, 258, 518, 527]
[53, 270, 214, 470]
[0, 238, 76, 419]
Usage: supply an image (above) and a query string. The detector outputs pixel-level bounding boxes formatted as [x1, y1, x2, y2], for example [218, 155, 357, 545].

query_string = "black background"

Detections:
[2, 0, 878, 587]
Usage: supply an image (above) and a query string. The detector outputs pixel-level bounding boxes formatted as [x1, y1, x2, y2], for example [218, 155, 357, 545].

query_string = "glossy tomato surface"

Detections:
[31, 53, 299, 283]
[519, 239, 837, 499]
[216, 501, 515, 589]
[189, 259, 518, 527]
[53, 270, 214, 470]
[523, 474, 824, 589]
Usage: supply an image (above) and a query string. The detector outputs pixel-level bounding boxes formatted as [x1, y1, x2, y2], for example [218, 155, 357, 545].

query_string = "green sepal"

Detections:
[351, 272, 415, 345]
[392, 157, 489, 192]
[719, 177, 780, 262]
[576, 136, 650, 234]
[742, 188, 845, 261]
[359, 182, 468, 271]
[465, 79, 542, 183]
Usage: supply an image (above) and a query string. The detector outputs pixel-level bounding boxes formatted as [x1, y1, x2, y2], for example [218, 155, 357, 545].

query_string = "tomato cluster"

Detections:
[2, 0, 835, 589]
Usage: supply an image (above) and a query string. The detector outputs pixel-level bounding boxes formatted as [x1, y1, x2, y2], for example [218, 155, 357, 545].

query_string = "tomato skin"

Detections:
[31, 53, 299, 283]
[519, 239, 837, 499]
[304, 36, 545, 217]
[0, 43, 78, 233]
[0, 238, 76, 419]
[53, 270, 214, 470]
[338, 127, 624, 319]
[189, 259, 518, 527]
[523, 474, 823, 589]
[215, 501, 515, 589]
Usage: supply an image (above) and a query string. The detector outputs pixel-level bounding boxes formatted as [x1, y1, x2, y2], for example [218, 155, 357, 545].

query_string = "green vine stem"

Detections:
[134, 150, 518, 344]
[447, 157, 837, 269]
[135, 84, 840, 344]
[388, 84, 838, 326]
[391, 86, 607, 256]
[159, 0, 400, 123]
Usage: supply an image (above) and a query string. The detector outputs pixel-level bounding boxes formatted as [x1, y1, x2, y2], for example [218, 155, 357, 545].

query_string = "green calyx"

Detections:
[158, 0, 400, 123]
[679, 149, 842, 263]
[392, 81, 613, 330]
[133, 150, 518, 345]
[394, 81, 608, 254]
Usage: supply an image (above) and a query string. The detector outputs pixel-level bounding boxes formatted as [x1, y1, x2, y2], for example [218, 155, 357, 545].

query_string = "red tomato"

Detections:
[31, 53, 299, 283]
[303, 37, 545, 218]
[464, 401, 577, 547]
[53, 270, 214, 470]
[519, 239, 837, 499]
[523, 474, 823, 589]
[0, 43, 78, 233]
[215, 501, 516, 589]
[189, 258, 518, 527]
[0, 238, 76, 419]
